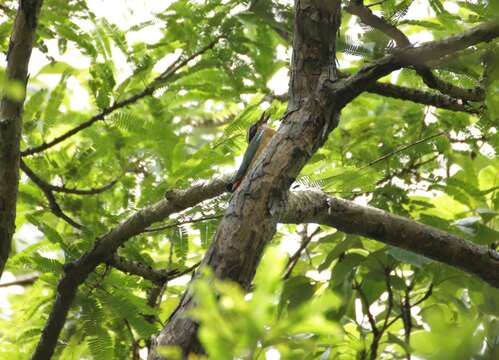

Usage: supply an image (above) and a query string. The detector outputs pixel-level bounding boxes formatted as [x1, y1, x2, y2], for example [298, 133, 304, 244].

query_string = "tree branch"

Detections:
[365, 82, 480, 114]
[20, 160, 118, 195]
[278, 78, 480, 114]
[21, 37, 222, 157]
[0, 0, 44, 277]
[20, 160, 83, 229]
[283, 225, 319, 280]
[281, 191, 499, 288]
[0, 272, 39, 287]
[354, 280, 379, 336]
[361, 131, 444, 169]
[329, 21, 499, 109]
[31, 175, 229, 360]
[143, 214, 223, 233]
[345, 0, 485, 102]
[107, 254, 199, 285]
[30, 172, 499, 359]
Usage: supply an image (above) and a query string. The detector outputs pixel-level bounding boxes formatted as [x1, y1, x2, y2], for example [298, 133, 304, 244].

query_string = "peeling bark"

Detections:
[0, 0, 43, 277]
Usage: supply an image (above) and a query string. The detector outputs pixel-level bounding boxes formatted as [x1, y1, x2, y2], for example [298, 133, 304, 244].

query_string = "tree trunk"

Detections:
[149, 0, 343, 357]
[0, 0, 44, 277]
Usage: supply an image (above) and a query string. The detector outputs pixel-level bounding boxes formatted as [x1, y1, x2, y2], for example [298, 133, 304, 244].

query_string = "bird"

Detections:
[226, 112, 276, 193]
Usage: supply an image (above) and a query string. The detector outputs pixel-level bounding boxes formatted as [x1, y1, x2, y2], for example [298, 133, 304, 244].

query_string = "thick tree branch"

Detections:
[21, 37, 221, 157]
[31, 172, 499, 359]
[365, 82, 480, 114]
[0, 0, 44, 276]
[152, 1, 344, 356]
[329, 21, 499, 109]
[345, 0, 485, 102]
[31, 175, 229, 360]
[281, 191, 499, 288]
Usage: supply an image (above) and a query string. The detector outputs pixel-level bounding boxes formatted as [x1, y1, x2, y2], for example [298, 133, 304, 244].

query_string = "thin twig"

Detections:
[0, 273, 39, 287]
[283, 225, 320, 280]
[354, 280, 379, 336]
[362, 131, 445, 169]
[107, 254, 200, 285]
[20, 160, 119, 195]
[21, 37, 223, 157]
[124, 319, 141, 360]
[381, 267, 394, 332]
[345, 0, 485, 102]
[20, 161, 83, 229]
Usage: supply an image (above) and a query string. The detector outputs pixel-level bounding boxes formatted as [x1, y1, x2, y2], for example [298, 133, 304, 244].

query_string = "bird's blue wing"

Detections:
[228, 131, 263, 191]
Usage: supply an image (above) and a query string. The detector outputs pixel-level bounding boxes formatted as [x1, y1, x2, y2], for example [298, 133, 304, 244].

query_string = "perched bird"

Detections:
[226, 112, 276, 192]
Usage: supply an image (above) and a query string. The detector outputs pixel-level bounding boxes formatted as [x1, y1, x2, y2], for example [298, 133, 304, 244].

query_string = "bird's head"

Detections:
[247, 111, 271, 143]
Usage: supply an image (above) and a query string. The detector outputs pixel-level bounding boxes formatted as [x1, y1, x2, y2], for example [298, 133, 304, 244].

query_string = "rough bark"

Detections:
[0, 0, 43, 277]
[149, 1, 343, 357]
[282, 191, 499, 288]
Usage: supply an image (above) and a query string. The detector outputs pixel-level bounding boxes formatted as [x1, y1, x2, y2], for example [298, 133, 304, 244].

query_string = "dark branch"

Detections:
[21, 37, 222, 157]
[365, 82, 480, 114]
[20, 160, 83, 229]
[144, 214, 223, 233]
[345, 0, 485, 102]
[361, 131, 445, 169]
[20, 161, 118, 195]
[283, 225, 320, 280]
[354, 280, 379, 336]
[31, 175, 229, 360]
[0, 0, 44, 277]
[277, 78, 479, 114]
[328, 21, 499, 109]
[107, 254, 199, 285]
